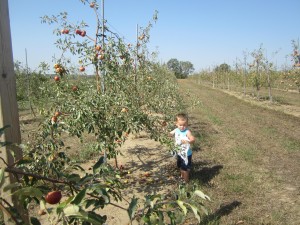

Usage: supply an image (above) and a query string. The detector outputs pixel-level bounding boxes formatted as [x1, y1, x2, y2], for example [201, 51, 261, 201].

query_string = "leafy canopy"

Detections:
[167, 58, 195, 79]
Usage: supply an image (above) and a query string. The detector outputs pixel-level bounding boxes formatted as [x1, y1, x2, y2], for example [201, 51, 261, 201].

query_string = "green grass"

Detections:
[261, 126, 278, 135]
[282, 138, 300, 153]
[74, 142, 100, 162]
[230, 146, 258, 162]
[197, 132, 217, 150]
[223, 172, 254, 194]
[198, 105, 223, 126]
[207, 114, 223, 125]
[224, 127, 238, 139]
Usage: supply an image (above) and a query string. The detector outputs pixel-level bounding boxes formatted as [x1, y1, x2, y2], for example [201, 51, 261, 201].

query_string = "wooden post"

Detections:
[0, 0, 29, 224]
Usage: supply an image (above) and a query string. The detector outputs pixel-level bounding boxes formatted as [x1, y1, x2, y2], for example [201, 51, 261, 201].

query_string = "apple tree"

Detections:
[1, 1, 211, 224]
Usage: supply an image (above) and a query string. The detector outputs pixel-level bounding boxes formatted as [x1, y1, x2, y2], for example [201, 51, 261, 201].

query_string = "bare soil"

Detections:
[19, 79, 300, 225]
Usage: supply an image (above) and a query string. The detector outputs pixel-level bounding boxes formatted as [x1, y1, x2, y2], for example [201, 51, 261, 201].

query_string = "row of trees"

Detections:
[1, 1, 210, 224]
[164, 42, 299, 98]
[194, 43, 300, 100]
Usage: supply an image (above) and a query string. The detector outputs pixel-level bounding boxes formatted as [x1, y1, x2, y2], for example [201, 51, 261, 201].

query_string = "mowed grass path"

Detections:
[178, 79, 300, 225]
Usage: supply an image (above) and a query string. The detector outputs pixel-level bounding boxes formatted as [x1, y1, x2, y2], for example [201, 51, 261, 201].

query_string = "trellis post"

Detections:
[0, 0, 29, 223]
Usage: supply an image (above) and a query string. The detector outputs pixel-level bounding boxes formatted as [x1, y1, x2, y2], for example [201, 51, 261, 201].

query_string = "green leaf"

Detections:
[13, 187, 43, 199]
[63, 204, 80, 216]
[149, 213, 158, 224]
[188, 203, 200, 223]
[78, 174, 94, 185]
[157, 211, 164, 225]
[176, 200, 187, 215]
[194, 190, 211, 201]
[0, 125, 10, 136]
[127, 197, 138, 220]
[76, 111, 81, 121]
[78, 211, 107, 225]
[16, 158, 33, 165]
[94, 188, 110, 203]
[142, 215, 150, 223]
[0, 141, 11, 147]
[40, 200, 46, 211]
[72, 164, 85, 172]
[71, 188, 86, 205]
[93, 156, 105, 174]
[3, 183, 20, 192]
[30, 217, 41, 225]
[57, 196, 74, 214]
[150, 197, 159, 208]
[200, 205, 209, 215]
[0, 168, 5, 188]
[66, 173, 81, 183]
[84, 199, 97, 209]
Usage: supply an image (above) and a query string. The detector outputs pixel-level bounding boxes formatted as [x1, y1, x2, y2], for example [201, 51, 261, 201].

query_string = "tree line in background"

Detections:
[192, 42, 300, 101]
[166, 58, 195, 79]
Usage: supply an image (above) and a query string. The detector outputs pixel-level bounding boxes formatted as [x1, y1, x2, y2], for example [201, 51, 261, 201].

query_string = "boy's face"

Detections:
[176, 119, 188, 131]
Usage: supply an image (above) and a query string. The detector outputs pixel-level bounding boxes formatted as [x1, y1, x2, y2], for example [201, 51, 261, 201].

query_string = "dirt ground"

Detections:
[90, 134, 179, 225]
[19, 113, 181, 225]
[19, 79, 300, 225]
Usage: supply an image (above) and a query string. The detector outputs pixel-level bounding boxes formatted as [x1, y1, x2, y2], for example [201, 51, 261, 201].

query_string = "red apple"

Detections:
[54, 111, 61, 117]
[51, 116, 58, 123]
[55, 67, 63, 73]
[72, 85, 78, 91]
[95, 45, 101, 51]
[90, 2, 95, 8]
[138, 34, 145, 40]
[75, 29, 81, 35]
[79, 66, 85, 72]
[54, 76, 60, 81]
[45, 191, 62, 204]
[80, 30, 86, 37]
[98, 54, 105, 60]
[161, 121, 167, 127]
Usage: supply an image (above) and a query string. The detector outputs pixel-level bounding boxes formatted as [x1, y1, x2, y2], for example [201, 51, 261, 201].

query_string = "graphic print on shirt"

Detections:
[174, 129, 190, 165]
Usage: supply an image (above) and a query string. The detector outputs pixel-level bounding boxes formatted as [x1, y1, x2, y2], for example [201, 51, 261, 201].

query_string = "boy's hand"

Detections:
[181, 139, 189, 144]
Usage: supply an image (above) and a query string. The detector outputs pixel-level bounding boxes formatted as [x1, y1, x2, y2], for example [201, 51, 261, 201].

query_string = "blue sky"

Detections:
[8, 0, 300, 73]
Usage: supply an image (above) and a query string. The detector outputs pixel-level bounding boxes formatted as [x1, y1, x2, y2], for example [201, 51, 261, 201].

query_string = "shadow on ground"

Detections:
[122, 145, 177, 194]
[200, 200, 242, 224]
[191, 161, 223, 185]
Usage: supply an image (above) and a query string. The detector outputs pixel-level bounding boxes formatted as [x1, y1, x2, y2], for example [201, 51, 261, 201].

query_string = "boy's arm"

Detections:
[169, 129, 176, 136]
[186, 130, 195, 144]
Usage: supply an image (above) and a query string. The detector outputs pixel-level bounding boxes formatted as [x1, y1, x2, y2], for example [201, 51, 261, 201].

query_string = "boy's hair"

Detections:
[176, 113, 188, 122]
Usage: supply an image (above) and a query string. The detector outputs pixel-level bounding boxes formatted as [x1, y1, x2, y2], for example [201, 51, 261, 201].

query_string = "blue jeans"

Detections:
[177, 155, 192, 171]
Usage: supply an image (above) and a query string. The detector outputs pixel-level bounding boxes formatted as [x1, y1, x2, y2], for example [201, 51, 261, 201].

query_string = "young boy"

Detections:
[170, 113, 195, 183]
